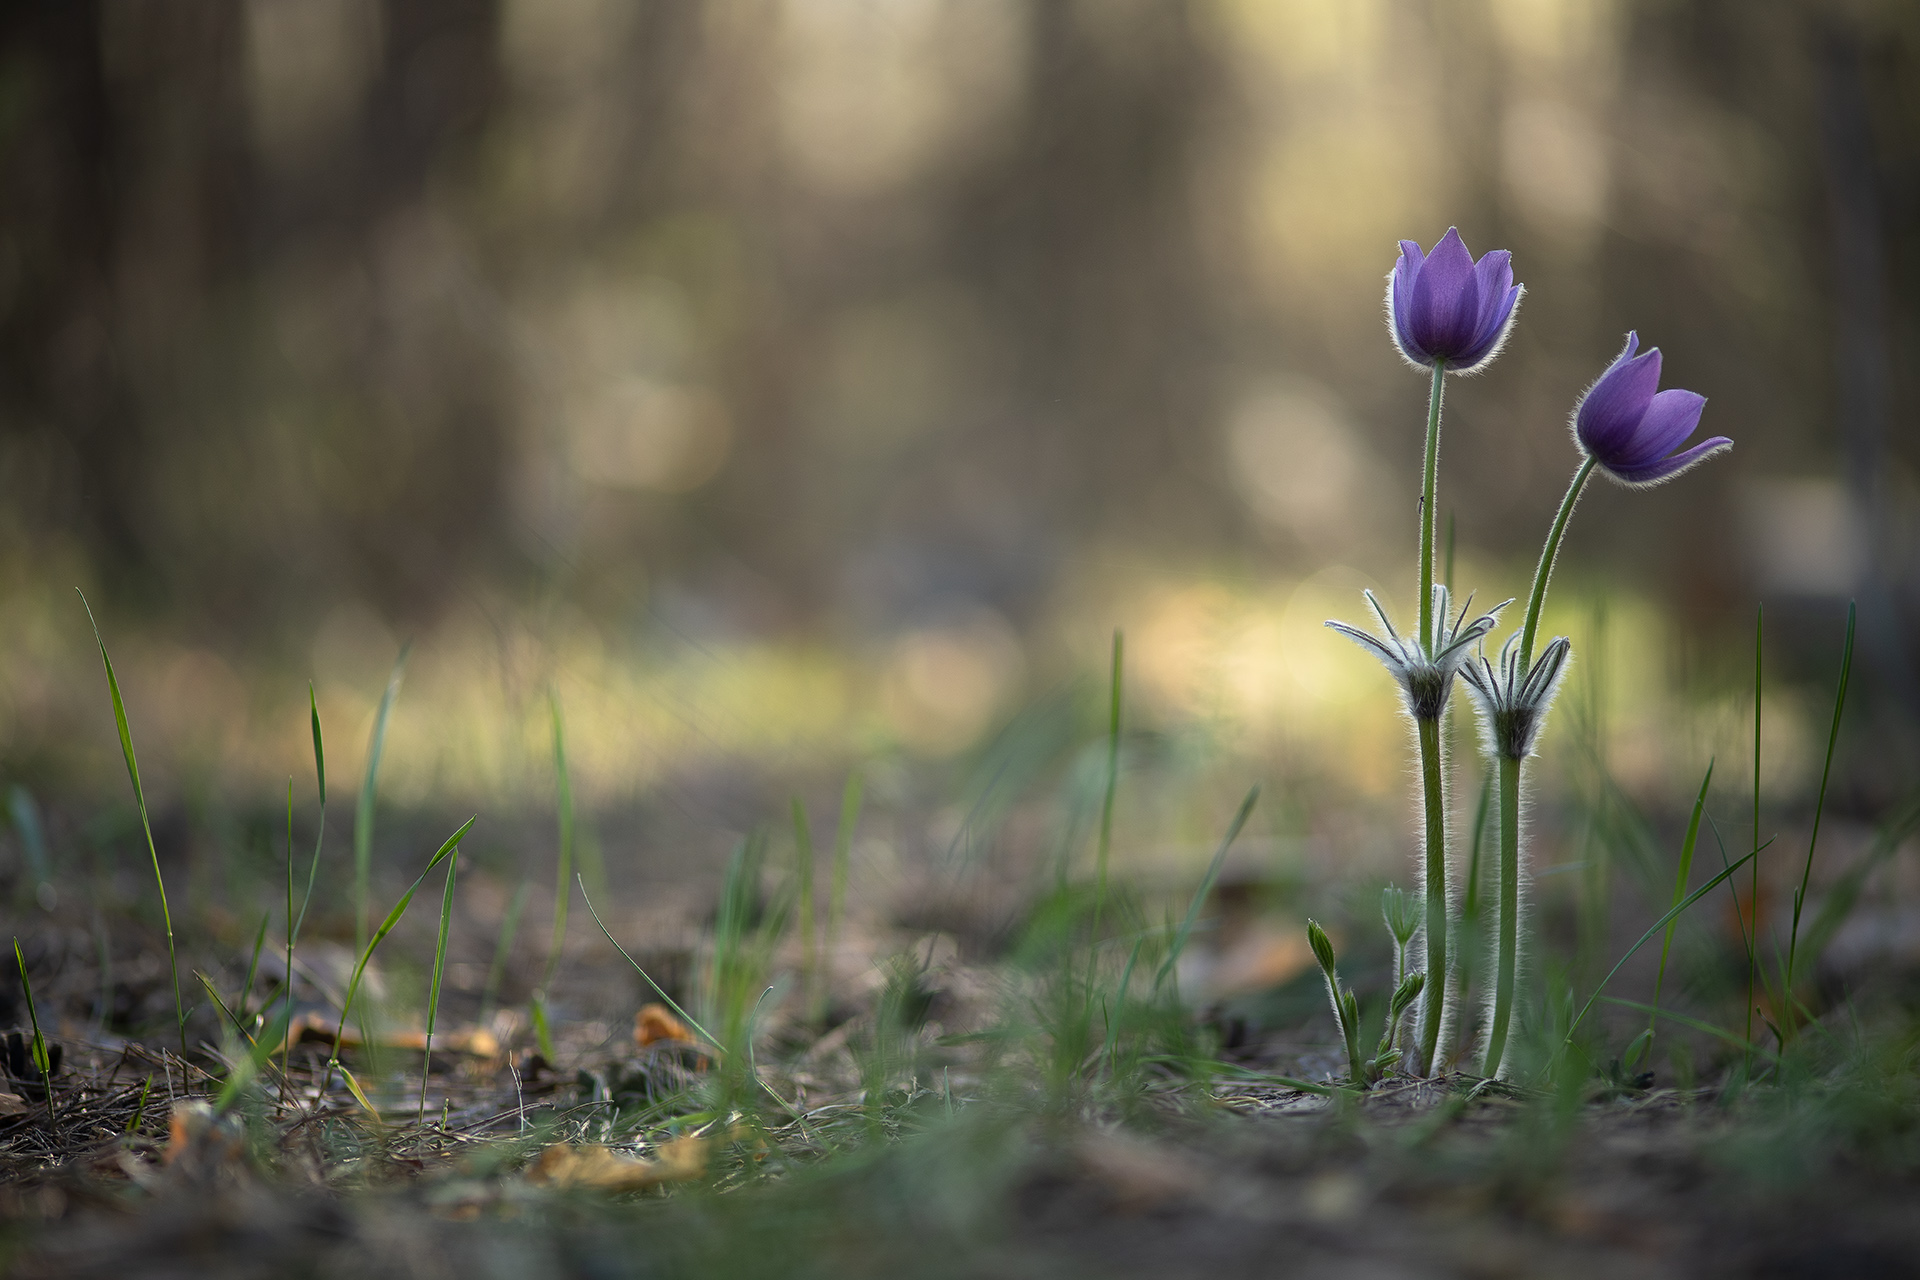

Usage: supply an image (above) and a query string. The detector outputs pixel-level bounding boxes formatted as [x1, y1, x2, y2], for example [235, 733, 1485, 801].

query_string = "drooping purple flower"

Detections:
[1386, 228, 1524, 374]
[1573, 333, 1731, 486]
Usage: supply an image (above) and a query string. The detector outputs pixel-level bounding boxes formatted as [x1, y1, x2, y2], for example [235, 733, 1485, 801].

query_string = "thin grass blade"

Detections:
[1155, 786, 1260, 992]
[355, 647, 408, 951]
[419, 842, 460, 1119]
[78, 591, 185, 1054]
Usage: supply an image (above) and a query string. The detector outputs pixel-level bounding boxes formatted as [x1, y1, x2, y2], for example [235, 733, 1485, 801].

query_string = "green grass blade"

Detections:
[822, 769, 863, 1023]
[544, 690, 573, 992]
[14, 938, 54, 1123]
[1562, 840, 1768, 1051]
[1603, 997, 1778, 1063]
[216, 1005, 293, 1113]
[419, 843, 460, 1120]
[78, 591, 185, 1055]
[1463, 767, 1491, 920]
[1102, 936, 1144, 1079]
[1155, 785, 1260, 993]
[1787, 601, 1855, 992]
[293, 693, 328, 944]
[310, 682, 327, 806]
[1649, 760, 1714, 1046]
[1746, 603, 1762, 1057]
[284, 777, 296, 1083]
[355, 646, 409, 952]
[1092, 630, 1123, 944]
[237, 910, 270, 1023]
[792, 796, 816, 1020]
[481, 879, 530, 1025]
[577, 873, 721, 1051]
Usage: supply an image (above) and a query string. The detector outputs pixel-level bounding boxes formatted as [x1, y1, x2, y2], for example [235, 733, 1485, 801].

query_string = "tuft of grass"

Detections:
[79, 591, 185, 1055]
[320, 817, 475, 1101]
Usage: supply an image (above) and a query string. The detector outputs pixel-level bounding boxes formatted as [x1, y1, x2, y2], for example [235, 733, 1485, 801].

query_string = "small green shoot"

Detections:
[126, 1076, 152, 1136]
[13, 938, 54, 1123]
[79, 591, 185, 1055]
[1307, 920, 1365, 1084]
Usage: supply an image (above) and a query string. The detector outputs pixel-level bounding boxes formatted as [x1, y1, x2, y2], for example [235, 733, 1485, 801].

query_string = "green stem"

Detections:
[1483, 754, 1522, 1079]
[1518, 457, 1597, 675]
[1414, 714, 1447, 1075]
[1418, 361, 1446, 649]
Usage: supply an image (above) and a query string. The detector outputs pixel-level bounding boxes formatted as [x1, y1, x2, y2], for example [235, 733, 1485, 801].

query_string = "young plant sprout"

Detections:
[1465, 332, 1729, 1079]
[1307, 917, 1425, 1087]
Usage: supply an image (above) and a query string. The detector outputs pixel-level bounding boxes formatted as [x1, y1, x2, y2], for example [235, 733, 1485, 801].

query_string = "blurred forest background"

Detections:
[0, 0, 1916, 904]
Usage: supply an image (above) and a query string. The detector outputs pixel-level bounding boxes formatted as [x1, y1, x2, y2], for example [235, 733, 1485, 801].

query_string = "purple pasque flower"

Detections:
[1574, 333, 1731, 486]
[1386, 228, 1524, 374]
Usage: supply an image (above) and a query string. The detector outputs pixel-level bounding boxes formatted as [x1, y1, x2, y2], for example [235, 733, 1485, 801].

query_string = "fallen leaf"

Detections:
[0, 1093, 26, 1116]
[634, 1004, 697, 1049]
[526, 1135, 707, 1191]
[165, 1100, 246, 1173]
[278, 1012, 498, 1057]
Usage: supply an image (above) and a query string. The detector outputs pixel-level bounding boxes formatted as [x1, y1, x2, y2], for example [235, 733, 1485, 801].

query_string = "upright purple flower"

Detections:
[1573, 333, 1732, 486]
[1386, 228, 1524, 374]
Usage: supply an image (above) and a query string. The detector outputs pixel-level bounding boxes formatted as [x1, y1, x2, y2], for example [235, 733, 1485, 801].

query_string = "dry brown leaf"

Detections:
[278, 1011, 498, 1057]
[526, 1135, 707, 1191]
[0, 1092, 27, 1116]
[634, 1003, 697, 1049]
[165, 1100, 246, 1173]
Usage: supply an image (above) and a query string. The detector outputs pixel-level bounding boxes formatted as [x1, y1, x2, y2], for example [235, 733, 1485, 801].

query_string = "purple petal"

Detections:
[1387, 272, 1430, 365]
[1609, 435, 1733, 486]
[1407, 228, 1480, 361]
[1576, 342, 1664, 460]
[1455, 282, 1523, 371]
[1621, 389, 1708, 466]
[1470, 250, 1513, 322]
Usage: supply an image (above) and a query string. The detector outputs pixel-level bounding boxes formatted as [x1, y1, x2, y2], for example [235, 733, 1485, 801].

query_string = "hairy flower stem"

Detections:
[1517, 456, 1597, 673]
[1409, 358, 1448, 1076]
[1413, 713, 1448, 1075]
[1483, 754, 1522, 1078]
[1478, 456, 1597, 1081]
[1418, 361, 1446, 647]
